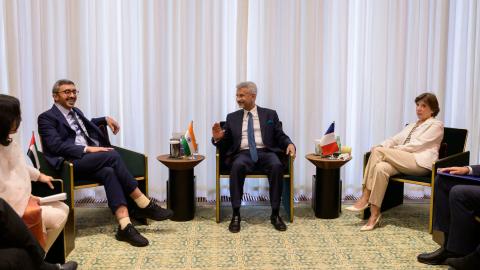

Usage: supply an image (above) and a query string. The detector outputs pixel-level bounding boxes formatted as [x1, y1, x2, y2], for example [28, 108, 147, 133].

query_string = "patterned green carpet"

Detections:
[68, 203, 446, 269]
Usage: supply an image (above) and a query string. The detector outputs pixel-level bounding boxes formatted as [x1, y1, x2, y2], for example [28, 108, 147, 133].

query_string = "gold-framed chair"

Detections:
[30, 127, 148, 258]
[362, 127, 468, 233]
[214, 122, 294, 223]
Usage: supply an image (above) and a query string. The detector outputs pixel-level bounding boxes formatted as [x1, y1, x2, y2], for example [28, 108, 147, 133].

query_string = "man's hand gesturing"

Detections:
[212, 122, 225, 141]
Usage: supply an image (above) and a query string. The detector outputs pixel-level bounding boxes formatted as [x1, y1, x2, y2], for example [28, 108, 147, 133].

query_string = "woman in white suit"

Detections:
[0, 94, 69, 252]
[347, 93, 444, 231]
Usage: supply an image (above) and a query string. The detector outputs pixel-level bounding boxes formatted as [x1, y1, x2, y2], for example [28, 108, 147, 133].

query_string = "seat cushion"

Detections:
[390, 174, 431, 185]
[75, 179, 101, 187]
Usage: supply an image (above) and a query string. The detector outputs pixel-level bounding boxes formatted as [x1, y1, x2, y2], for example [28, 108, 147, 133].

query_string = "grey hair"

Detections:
[236, 81, 257, 95]
[52, 79, 75, 93]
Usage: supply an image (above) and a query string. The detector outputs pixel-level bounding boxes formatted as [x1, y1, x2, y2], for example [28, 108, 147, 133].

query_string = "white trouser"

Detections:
[41, 201, 69, 252]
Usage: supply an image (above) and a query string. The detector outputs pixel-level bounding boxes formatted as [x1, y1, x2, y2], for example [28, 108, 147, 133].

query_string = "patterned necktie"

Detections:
[69, 111, 96, 146]
[403, 123, 420, 144]
[247, 112, 258, 162]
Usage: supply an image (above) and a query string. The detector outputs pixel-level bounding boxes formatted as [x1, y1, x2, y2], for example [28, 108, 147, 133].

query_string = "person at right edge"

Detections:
[211, 81, 296, 233]
[417, 165, 480, 269]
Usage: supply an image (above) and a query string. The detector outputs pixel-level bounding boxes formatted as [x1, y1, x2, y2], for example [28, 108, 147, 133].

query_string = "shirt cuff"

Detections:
[468, 166, 473, 175]
[83, 146, 88, 153]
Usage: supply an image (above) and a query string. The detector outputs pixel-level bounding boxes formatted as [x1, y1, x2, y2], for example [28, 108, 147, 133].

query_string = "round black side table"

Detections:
[305, 154, 351, 219]
[157, 154, 204, 221]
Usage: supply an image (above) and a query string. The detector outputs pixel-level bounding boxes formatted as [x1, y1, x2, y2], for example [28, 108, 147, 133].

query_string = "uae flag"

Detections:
[180, 121, 198, 156]
[319, 122, 339, 156]
[27, 132, 41, 169]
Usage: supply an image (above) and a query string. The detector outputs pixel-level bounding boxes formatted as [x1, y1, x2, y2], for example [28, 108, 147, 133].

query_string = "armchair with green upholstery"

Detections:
[30, 126, 148, 257]
[215, 121, 294, 223]
[362, 127, 468, 233]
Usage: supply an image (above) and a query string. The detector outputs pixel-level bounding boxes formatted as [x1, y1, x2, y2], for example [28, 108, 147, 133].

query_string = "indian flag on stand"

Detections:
[27, 132, 41, 169]
[181, 121, 198, 156]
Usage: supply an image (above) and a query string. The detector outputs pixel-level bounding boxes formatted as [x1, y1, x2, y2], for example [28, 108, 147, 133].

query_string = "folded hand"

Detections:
[106, 116, 120, 134]
[286, 144, 296, 159]
[438, 166, 469, 175]
[86, 146, 114, 153]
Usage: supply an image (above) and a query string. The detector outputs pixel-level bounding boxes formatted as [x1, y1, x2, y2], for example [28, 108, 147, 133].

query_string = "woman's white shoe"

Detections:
[345, 203, 369, 212]
[360, 215, 382, 231]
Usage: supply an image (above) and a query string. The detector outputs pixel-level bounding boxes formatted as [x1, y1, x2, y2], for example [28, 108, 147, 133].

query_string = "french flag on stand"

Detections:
[319, 122, 339, 156]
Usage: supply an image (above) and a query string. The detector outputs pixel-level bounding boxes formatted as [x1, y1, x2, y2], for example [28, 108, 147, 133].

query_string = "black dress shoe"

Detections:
[229, 215, 241, 233]
[133, 201, 174, 221]
[115, 223, 149, 247]
[57, 261, 78, 270]
[417, 247, 461, 265]
[446, 252, 480, 270]
[270, 215, 287, 231]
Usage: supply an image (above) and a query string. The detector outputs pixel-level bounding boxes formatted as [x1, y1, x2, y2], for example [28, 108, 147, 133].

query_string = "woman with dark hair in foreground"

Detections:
[0, 94, 77, 270]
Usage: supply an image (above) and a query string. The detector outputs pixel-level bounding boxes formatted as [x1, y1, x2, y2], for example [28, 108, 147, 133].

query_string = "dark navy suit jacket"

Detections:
[37, 105, 110, 169]
[472, 165, 480, 176]
[213, 106, 294, 164]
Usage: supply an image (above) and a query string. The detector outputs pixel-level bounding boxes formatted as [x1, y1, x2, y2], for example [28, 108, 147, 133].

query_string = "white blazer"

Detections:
[0, 135, 40, 216]
[380, 117, 444, 169]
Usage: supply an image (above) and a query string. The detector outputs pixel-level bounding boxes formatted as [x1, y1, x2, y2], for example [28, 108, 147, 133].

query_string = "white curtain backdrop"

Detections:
[1, 0, 479, 202]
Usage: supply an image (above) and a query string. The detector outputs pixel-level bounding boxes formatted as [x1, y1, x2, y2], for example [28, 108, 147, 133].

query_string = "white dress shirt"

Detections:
[55, 103, 98, 148]
[240, 106, 265, 150]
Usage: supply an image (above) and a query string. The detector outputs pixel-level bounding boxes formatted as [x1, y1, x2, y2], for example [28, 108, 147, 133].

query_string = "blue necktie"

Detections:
[247, 112, 258, 162]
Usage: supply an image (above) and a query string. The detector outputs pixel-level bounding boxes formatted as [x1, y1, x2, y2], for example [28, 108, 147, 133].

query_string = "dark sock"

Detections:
[272, 208, 279, 217]
[233, 207, 240, 216]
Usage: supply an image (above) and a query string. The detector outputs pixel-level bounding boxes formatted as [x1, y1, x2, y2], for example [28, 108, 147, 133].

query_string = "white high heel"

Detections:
[345, 203, 369, 212]
[360, 214, 382, 231]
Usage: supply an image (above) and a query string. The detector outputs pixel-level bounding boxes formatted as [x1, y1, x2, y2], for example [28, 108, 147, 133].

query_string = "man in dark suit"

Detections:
[212, 81, 296, 233]
[417, 165, 480, 269]
[38, 79, 173, 247]
[0, 198, 77, 270]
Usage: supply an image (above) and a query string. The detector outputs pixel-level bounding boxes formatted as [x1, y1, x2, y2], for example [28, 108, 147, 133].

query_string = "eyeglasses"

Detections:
[57, 89, 79, 95]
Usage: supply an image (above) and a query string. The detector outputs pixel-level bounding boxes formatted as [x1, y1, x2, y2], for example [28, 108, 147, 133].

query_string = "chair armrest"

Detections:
[287, 154, 294, 175]
[35, 149, 73, 208]
[58, 162, 74, 208]
[433, 151, 470, 171]
[113, 146, 146, 177]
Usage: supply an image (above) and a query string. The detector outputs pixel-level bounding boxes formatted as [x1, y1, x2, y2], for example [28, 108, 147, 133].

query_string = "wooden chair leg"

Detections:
[216, 177, 221, 223]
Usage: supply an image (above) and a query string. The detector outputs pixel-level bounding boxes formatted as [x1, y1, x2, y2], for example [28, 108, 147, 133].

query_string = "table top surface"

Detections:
[305, 153, 352, 169]
[157, 154, 205, 170]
